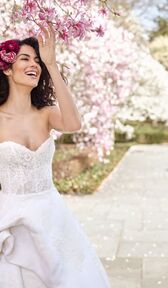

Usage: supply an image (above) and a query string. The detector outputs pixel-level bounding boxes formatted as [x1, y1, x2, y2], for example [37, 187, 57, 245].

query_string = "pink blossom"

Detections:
[23, 0, 37, 13]
[59, 29, 69, 42]
[99, 8, 107, 16]
[6, 0, 118, 42]
[94, 25, 105, 37]
[39, 12, 46, 21]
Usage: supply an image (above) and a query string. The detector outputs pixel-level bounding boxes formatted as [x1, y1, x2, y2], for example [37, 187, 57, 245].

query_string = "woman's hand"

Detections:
[37, 22, 56, 68]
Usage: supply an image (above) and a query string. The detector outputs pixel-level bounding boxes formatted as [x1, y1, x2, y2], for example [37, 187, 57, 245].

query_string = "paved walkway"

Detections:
[63, 144, 168, 288]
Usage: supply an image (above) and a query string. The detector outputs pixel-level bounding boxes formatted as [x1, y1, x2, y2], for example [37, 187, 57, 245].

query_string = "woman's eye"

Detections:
[21, 58, 40, 65]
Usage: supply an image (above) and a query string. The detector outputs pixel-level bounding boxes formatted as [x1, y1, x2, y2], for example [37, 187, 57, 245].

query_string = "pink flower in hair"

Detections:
[0, 50, 17, 63]
[0, 39, 20, 70]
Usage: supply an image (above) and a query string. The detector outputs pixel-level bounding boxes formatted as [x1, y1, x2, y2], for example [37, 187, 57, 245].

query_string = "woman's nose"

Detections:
[29, 58, 38, 67]
[30, 61, 38, 67]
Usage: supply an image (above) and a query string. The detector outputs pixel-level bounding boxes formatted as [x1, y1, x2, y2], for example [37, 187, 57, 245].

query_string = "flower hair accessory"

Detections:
[0, 39, 20, 70]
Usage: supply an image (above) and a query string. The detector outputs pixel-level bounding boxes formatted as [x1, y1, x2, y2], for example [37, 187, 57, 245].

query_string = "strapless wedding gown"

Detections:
[0, 129, 111, 288]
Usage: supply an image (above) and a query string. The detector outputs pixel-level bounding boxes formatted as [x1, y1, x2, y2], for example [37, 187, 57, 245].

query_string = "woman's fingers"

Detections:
[37, 22, 55, 50]
[37, 33, 44, 47]
[37, 22, 55, 40]
[47, 22, 55, 40]
[37, 22, 50, 40]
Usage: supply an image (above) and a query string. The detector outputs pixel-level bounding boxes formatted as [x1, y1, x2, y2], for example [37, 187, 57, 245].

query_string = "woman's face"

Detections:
[6, 44, 42, 88]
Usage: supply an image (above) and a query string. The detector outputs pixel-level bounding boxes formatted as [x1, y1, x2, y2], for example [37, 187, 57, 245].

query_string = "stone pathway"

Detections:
[63, 144, 168, 288]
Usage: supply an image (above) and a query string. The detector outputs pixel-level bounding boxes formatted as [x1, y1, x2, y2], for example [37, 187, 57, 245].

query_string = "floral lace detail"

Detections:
[0, 129, 56, 195]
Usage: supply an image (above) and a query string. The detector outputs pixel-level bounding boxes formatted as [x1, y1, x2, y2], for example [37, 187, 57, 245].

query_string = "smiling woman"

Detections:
[0, 24, 110, 288]
[0, 37, 55, 108]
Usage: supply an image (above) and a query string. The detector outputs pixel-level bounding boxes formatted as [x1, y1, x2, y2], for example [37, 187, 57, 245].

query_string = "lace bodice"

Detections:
[0, 129, 57, 195]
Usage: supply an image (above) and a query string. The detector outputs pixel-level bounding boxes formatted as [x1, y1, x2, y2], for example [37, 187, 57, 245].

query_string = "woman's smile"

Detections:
[9, 45, 42, 87]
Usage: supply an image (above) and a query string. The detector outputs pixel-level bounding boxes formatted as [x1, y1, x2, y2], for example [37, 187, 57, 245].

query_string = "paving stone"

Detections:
[143, 211, 168, 230]
[143, 258, 168, 279]
[123, 230, 168, 242]
[124, 213, 143, 230]
[101, 258, 142, 288]
[142, 278, 168, 288]
[91, 235, 119, 258]
[63, 144, 168, 287]
[117, 241, 168, 258]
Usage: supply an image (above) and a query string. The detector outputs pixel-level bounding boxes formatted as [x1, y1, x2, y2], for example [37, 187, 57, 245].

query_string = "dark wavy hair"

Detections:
[0, 37, 57, 108]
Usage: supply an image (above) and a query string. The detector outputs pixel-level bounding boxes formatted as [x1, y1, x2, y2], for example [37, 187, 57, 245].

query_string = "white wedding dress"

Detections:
[0, 129, 111, 288]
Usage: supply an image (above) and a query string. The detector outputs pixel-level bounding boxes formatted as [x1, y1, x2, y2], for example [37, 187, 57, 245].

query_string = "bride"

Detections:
[0, 23, 111, 287]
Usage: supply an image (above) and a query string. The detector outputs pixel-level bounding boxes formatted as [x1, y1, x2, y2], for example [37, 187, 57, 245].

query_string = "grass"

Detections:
[134, 122, 168, 144]
[53, 142, 133, 195]
[115, 121, 168, 144]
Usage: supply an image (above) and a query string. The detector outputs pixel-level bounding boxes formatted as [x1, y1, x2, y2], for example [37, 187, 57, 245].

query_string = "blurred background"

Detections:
[53, 0, 168, 195]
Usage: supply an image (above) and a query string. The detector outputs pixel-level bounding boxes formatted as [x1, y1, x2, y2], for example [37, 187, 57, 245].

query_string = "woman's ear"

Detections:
[3, 68, 12, 76]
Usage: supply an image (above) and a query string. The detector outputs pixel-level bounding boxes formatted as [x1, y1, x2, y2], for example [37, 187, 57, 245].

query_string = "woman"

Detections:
[0, 23, 111, 287]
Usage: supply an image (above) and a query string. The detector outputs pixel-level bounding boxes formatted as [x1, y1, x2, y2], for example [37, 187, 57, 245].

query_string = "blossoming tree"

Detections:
[117, 48, 168, 124]
[57, 22, 140, 160]
[1, 0, 168, 160]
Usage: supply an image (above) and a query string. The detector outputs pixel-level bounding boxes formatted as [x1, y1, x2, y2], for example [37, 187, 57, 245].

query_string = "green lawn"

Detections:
[53, 142, 132, 195]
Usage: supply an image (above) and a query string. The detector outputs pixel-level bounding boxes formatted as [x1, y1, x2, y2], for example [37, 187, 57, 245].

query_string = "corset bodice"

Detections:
[0, 129, 57, 195]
